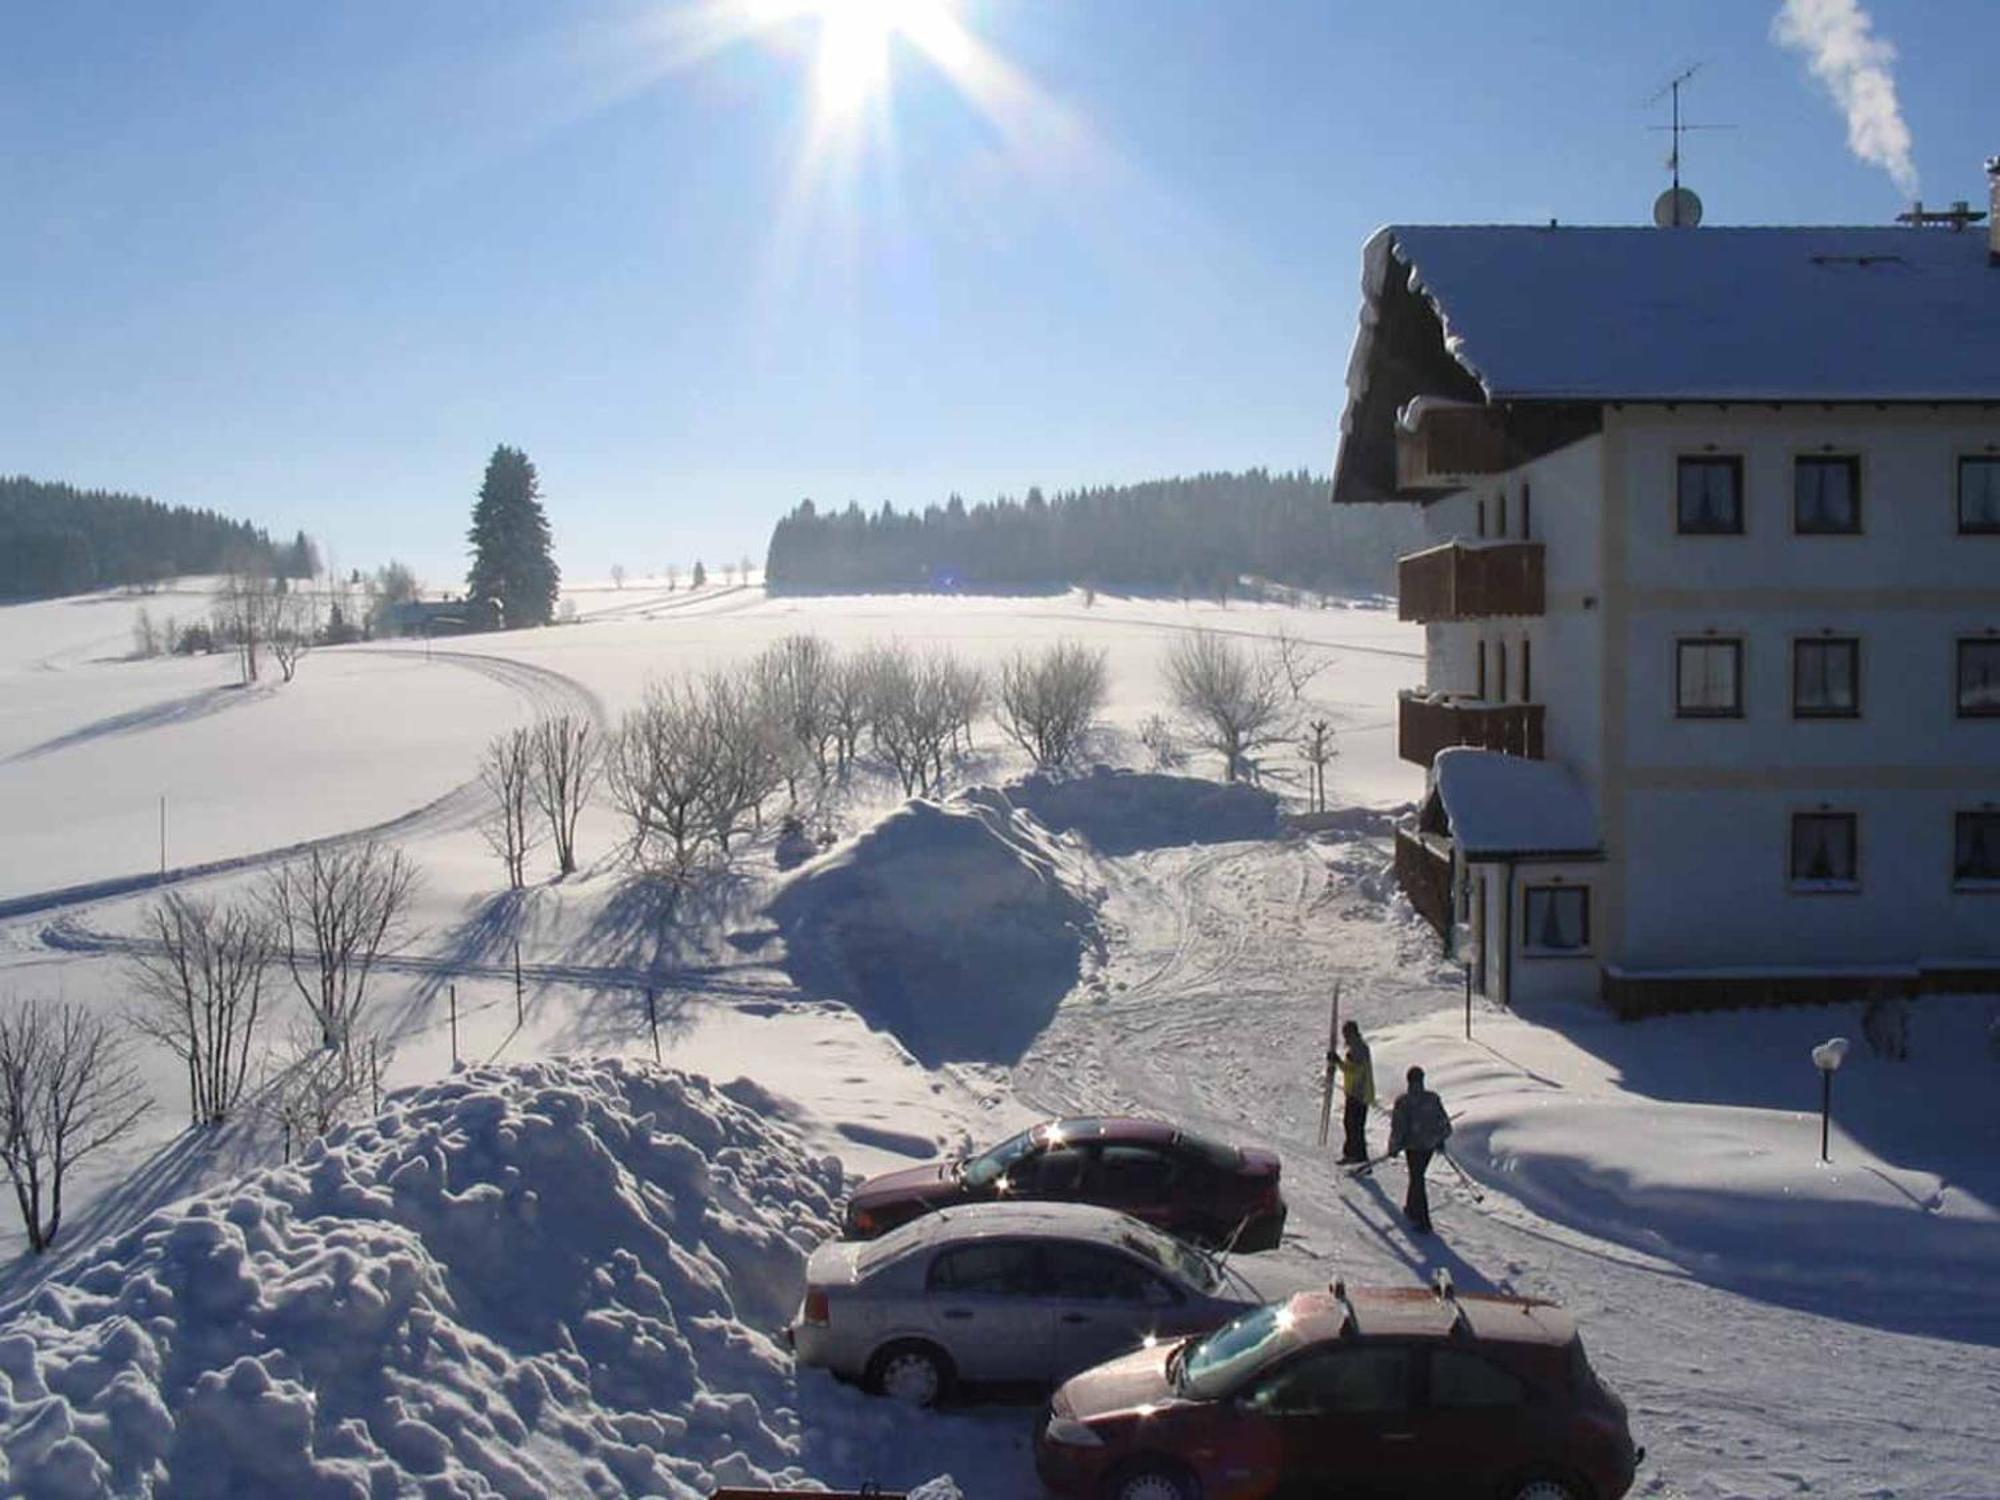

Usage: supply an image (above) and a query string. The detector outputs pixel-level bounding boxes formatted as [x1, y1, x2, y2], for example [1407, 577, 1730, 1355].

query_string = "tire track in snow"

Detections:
[0, 647, 604, 926]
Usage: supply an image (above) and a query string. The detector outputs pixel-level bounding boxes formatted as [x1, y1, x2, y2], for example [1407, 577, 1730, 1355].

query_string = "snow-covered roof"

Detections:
[1434, 747, 1601, 859]
[1361, 224, 2000, 404]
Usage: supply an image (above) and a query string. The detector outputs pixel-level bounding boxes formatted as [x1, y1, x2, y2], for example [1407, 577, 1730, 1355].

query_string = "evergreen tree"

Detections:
[466, 446, 559, 630]
[691, 558, 707, 588]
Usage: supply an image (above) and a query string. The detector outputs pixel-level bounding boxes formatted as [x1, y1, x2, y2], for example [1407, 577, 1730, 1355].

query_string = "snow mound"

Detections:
[0, 1057, 851, 1499]
[767, 792, 1098, 1066]
[1005, 767, 1279, 855]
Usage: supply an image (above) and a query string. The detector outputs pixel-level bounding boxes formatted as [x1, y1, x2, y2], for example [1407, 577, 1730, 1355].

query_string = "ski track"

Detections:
[0, 647, 603, 927]
[1015, 834, 2000, 1500]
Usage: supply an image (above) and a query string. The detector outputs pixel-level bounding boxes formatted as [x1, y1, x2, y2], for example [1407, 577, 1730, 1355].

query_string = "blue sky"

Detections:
[3, 0, 1991, 586]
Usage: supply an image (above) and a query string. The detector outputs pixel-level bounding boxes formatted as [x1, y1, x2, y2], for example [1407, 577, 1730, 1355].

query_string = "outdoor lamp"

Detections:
[1811, 1036, 1849, 1164]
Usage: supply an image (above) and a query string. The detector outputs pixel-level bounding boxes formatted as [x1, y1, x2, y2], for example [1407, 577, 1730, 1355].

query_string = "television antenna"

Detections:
[1646, 63, 1734, 226]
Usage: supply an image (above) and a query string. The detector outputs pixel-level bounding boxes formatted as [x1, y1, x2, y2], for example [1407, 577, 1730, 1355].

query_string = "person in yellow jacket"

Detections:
[1336, 1019, 1375, 1165]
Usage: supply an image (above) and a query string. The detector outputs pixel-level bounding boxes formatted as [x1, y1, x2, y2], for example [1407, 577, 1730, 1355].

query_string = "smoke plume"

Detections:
[1772, 0, 1919, 197]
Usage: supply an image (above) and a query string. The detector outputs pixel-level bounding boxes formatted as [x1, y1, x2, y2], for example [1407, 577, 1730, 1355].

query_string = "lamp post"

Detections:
[1811, 1037, 1849, 1164]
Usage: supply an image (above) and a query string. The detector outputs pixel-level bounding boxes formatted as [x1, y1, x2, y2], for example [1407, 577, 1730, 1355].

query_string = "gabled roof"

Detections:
[1354, 223, 2000, 406]
[1434, 747, 1601, 860]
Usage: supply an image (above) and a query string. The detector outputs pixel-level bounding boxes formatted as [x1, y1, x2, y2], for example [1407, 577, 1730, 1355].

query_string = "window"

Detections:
[1959, 639, 2000, 717]
[1521, 638, 1533, 702]
[1009, 1145, 1088, 1196]
[927, 1242, 1042, 1296]
[1044, 1244, 1171, 1303]
[1477, 499, 1487, 538]
[1956, 812, 2000, 885]
[1960, 457, 2000, 534]
[1790, 812, 1858, 889]
[1520, 483, 1532, 539]
[1795, 456, 1861, 534]
[1248, 1349, 1411, 1417]
[1429, 1350, 1529, 1410]
[1793, 638, 1860, 718]
[1676, 639, 1743, 718]
[1495, 643, 1508, 706]
[1476, 640, 1488, 700]
[1523, 886, 1589, 952]
[1497, 493, 1508, 537]
[1677, 456, 1744, 534]
[1095, 1144, 1177, 1199]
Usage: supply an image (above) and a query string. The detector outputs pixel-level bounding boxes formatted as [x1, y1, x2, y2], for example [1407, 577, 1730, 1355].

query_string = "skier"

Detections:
[1386, 1064, 1452, 1234]
[1336, 1020, 1375, 1165]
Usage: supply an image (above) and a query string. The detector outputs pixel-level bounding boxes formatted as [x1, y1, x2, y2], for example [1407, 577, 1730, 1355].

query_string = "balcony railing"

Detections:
[1397, 541, 1545, 623]
[1398, 692, 1545, 767]
[1394, 826, 1454, 939]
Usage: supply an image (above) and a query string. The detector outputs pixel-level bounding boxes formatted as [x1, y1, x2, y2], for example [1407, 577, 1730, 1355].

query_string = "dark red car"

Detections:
[1036, 1281, 1642, 1500]
[841, 1117, 1286, 1252]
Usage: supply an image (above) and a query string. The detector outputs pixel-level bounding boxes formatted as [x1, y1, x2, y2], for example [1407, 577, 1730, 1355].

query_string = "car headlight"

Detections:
[1043, 1416, 1105, 1448]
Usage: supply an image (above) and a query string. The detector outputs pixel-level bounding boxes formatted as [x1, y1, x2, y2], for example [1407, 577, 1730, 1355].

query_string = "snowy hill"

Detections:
[0, 1058, 970, 1498]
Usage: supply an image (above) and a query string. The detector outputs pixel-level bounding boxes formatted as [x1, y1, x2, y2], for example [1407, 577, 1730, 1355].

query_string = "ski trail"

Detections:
[0, 647, 602, 925]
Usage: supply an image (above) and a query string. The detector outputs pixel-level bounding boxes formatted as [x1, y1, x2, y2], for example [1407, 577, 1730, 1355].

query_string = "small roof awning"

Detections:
[1433, 747, 1601, 860]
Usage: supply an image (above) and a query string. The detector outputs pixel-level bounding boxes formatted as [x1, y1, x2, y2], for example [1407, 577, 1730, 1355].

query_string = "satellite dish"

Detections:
[1654, 186, 1703, 228]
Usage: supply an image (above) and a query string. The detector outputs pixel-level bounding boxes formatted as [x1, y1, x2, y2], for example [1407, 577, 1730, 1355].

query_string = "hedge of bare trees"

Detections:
[266, 841, 418, 1056]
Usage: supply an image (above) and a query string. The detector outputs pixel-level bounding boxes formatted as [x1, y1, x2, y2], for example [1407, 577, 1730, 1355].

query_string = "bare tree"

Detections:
[827, 652, 874, 779]
[215, 567, 278, 684]
[699, 670, 783, 851]
[1298, 718, 1338, 813]
[481, 727, 541, 888]
[610, 564, 627, 590]
[665, 563, 680, 593]
[998, 641, 1110, 771]
[128, 894, 273, 1127]
[608, 680, 721, 876]
[739, 553, 755, 587]
[863, 645, 960, 796]
[265, 842, 419, 1055]
[0, 999, 151, 1253]
[1269, 626, 1331, 702]
[1138, 713, 1185, 771]
[1164, 630, 1291, 783]
[753, 635, 838, 793]
[530, 714, 600, 877]
[937, 654, 989, 763]
[131, 607, 162, 660]
[270, 590, 318, 683]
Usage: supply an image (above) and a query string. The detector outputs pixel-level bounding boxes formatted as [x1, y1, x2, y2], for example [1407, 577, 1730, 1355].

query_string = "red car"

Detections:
[1036, 1281, 1642, 1500]
[841, 1117, 1286, 1252]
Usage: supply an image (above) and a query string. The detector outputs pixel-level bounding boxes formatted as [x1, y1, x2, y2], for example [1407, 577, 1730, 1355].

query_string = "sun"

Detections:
[744, 0, 958, 122]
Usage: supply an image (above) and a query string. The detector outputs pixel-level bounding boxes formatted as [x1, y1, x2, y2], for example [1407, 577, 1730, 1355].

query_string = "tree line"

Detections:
[0, 475, 314, 601]
[762, 468, 1422, 597]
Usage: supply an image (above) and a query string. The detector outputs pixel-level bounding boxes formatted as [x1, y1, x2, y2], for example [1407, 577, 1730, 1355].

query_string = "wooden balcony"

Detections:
[1395, 402, 1512, 490]
[1394, 826, 1454, 939]
[1398, 692, 1545, 767]
[1397, 541, 1545, 623]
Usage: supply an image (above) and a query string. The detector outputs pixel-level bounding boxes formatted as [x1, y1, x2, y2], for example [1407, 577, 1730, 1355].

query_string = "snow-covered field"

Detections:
[2, 580, 1996, 1497]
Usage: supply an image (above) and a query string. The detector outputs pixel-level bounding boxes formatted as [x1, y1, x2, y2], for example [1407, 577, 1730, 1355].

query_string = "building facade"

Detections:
[1335, 198, 2000, 1014]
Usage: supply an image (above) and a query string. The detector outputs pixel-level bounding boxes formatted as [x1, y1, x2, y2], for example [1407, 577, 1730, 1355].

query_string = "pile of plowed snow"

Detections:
[0, 1058, 936, 1499]
[767, 790, 1098, 1066]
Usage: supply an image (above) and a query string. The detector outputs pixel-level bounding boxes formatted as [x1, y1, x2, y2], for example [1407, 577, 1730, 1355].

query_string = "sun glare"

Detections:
[743, 0, 951, 121]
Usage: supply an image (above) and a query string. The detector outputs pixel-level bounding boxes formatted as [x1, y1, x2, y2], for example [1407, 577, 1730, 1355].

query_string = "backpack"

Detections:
[1410, 1091, 1453, 1151]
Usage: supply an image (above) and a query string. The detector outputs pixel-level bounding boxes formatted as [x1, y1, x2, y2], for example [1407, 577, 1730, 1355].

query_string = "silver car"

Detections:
[788, 1200, 1263, 1406]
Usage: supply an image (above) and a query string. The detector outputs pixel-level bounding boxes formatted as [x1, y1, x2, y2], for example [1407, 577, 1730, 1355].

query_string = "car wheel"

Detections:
[1105, 1461, 1200, 1500]
[1504, 1474, 1588, 1500]
[865, 1341, 953, 1408]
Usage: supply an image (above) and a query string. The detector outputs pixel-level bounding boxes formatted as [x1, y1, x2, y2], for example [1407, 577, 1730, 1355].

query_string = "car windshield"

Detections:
[1179, 1302, 1298, 1399]
[1115, 1224, 1220, 1293]
[960, 1127, 1041, 1189]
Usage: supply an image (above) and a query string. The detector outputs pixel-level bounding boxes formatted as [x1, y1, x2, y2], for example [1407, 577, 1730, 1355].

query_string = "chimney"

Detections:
[1990, 157, 2000, 264]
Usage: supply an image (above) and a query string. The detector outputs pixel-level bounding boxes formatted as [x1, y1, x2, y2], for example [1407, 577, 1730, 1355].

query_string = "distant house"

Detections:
[380, 597, 499, 637]
[1332, 166, 2000, 1016]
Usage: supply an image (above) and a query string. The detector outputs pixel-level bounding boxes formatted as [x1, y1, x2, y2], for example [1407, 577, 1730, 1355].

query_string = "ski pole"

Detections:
[1438, 1149, 1485, 1203]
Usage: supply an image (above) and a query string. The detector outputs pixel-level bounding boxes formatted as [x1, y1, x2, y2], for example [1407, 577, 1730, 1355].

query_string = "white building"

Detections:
[1332, 180, 2000, 1016]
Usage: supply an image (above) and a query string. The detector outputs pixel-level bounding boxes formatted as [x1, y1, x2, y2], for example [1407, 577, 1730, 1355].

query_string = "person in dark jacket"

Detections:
[1386, 1065, 1452, 1234]
[1336, 1021, 1375, 1164]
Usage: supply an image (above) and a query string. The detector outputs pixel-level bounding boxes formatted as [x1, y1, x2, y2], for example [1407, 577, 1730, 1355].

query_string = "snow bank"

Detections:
[0, 1057, 867, 1498]
[1005, 767, 1279, 855]
[766, 792, 1099, 1066]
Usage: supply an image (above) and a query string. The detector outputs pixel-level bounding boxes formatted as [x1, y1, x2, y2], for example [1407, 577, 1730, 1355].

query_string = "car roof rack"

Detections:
[1432, 1268, 1472, 1337]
